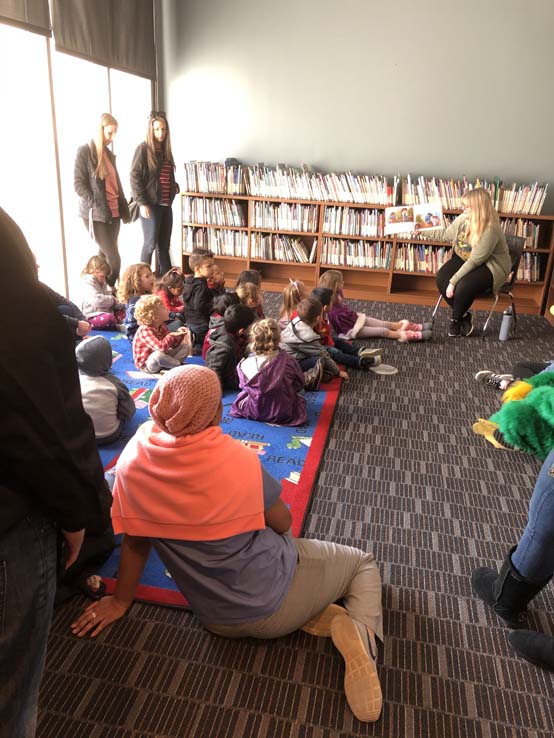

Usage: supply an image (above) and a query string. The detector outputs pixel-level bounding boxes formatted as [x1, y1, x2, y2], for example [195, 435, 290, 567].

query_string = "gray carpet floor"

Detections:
[38, 296, 554, 738]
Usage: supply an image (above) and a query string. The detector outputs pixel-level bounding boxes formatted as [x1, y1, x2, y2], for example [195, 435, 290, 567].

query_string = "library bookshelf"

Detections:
[182, 192, 554, 316]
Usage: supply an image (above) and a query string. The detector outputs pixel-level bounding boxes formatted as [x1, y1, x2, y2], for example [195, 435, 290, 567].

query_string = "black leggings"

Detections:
[512, 361, 550, 380]
[83, 218, 121, 286]
[435, 253, 493, 320]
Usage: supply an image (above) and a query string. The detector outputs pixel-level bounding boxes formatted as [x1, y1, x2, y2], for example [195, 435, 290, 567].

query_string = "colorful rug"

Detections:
[93, 331, 341, 607]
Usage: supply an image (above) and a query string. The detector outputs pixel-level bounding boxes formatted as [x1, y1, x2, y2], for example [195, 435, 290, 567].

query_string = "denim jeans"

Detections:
[140, 205, 173, 276]
[0, 513, 57, 738]
[326, 341, 360, 369]
[512, 448, 554, 581]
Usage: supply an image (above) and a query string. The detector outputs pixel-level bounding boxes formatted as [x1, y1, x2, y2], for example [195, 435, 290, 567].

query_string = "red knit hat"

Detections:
[149, 365, 222, 436]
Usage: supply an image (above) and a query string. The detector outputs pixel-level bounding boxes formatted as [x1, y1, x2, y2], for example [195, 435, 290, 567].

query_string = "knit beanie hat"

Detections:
[149, 365, 222, 437]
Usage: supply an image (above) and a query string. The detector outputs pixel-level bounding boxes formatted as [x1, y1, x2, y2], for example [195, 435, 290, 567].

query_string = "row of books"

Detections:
[323, 207, 385, 237]
[251, 202, 318, 233]
[401, 175, 548, 215]
[501, 219, 541, 249]
[394, 245, 452, 273]
[517, 253, 541, 282]
[250, 233, 317, 263]
[321, 239, 392, 269]
[182, 197, 246, 227]
[183, 162, 246, 195]
[183, 227, 248, 257]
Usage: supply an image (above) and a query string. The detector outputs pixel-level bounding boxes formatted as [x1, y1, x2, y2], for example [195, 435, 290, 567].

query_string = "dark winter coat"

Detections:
[231, 350, 307, 426]
[74, 140, 130, 223]
[130, 142, 179, 206]
[183, 276, 212, 328]
[205, 325, 242, 390]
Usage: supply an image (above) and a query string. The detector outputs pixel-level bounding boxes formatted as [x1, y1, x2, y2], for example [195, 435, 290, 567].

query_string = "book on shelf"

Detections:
[183, 161, 246, 195]
[501, 218, 541, 249]
[182, 196, 247, 227]
[323, 207, 384, 237]
[250, 232, 313, 263]
[394, 244, 451, 273]
[251, 201, 318, 232]
[322, 238, 392, 269]
[183, 226, 248, 258]
[517, 252, 541, 282]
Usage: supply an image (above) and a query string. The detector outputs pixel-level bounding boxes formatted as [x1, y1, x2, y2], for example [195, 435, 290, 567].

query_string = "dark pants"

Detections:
[0, 514, 57, 738]
[325, 341, 360, 369]
[82, 218, 121, 286]
[140, 205, 173, 276]
[512, 361, 550, 380]
[436, 254, 493, 321]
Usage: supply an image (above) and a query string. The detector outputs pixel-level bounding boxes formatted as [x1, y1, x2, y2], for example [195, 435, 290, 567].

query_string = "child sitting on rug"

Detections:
[80, 256, 126, 330]
[76, 335, 136, 445]
[156, 267, 186, 330]
[231, 318, 308, 426]
[118, 263, 155, 340]
[201, 292, 240, 359]
[205, 303, 256, 390]
[236, 269, 264, 317]
[278, 279, 309, 329]
[208, 263, 226, 299]
[236, 282, 263, 315]
[311, 287, 384, 372]
[133, 295, 191, 374]
[71, 364, 384, 724]
[280, 297, 349, 383]
[319, 269, 431, 343]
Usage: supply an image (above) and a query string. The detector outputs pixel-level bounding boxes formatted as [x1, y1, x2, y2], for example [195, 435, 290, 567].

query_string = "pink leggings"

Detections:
[355, 316, 396, 339]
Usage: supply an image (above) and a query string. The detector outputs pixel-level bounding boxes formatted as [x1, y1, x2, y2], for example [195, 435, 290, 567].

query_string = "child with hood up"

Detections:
[76, 335, 136, 445]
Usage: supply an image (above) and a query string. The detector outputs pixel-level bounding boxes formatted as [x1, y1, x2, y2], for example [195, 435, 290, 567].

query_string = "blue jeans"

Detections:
[0, 514, 57, 738]
[325, 339, 361, 369]
[140, 205, 173, 276]
[512, 448, 554, 581]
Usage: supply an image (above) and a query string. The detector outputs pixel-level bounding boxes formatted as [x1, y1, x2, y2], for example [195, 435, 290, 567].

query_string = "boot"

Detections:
[471, 546, 552, 627]
[304, 358, 323, 392]
[508, 631, 554, 672]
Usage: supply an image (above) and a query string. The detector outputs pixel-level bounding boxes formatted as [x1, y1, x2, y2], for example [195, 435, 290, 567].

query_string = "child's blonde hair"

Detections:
[318, 270, 344, 306]
[279, 279, 307, 320]
[81, 255, 110, 278]
[248, 318, 280, 356]
[134, 295, 163, 326]
[117, 263, 152, 303]
[236, 282, 261, 307]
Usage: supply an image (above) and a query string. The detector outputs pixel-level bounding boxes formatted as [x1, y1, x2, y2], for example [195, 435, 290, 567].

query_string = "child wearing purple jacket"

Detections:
[231, 318, 307, 426]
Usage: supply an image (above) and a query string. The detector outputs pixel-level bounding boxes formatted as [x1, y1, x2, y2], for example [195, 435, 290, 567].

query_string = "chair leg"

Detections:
[509, 293, 517, 336]
[431, 294, 443, 324]
[481, 295, 499, 340]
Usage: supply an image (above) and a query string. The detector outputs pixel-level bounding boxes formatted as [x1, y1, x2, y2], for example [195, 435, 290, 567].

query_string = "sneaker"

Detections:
[398, 330, 423, 342]
[460, 312, 473, 337]
[370, 363, 398, 375]
[448, 319, 461, 337]
[358, 347, 383, 360]
[360, 355, 381, 370]
[422, 321, 434, 331]
[304, 358, 324, 391]
[474, 370, 514, 390]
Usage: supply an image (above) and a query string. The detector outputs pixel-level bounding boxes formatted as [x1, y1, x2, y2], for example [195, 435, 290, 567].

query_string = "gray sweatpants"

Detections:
[205, 538, 383, 641]
[145, 343, 190, 373]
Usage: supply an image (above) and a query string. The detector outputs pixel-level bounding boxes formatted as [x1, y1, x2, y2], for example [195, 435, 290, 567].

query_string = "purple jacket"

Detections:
[231, 350, 307, 426]
[327, 292, 359, 335]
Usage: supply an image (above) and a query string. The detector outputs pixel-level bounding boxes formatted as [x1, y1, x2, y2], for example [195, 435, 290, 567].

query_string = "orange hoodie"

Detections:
[111, 422, 265, 540]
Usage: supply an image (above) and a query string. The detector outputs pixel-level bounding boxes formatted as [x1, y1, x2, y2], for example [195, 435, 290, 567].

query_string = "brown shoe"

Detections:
[300, 603, 347, 637]
[330, 613, 382, 723]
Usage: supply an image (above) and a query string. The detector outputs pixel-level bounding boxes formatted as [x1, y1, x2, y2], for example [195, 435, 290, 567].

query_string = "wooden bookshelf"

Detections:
[182, 192, 554, 314]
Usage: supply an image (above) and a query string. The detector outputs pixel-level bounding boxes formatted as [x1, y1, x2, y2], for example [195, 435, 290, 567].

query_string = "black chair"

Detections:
[431, 234, 525, 339]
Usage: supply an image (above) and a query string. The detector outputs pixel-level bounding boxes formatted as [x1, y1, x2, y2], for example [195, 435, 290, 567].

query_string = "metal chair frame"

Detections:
[431, 235, 525, 339]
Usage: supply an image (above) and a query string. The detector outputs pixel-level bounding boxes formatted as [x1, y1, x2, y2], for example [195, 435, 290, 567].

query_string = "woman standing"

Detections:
[434, 188, 511, 337]
[130, 112, 179, 276]
[74, 113, 130, 286]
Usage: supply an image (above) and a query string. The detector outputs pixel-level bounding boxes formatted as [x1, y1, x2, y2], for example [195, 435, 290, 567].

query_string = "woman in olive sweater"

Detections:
[434, 188, 511, 337]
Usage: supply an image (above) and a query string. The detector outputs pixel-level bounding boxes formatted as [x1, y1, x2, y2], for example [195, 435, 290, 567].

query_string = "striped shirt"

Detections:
[159, 160, 173, 206]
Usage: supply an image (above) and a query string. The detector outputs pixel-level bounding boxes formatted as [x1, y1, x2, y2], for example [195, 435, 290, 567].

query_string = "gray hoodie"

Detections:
[75, 336, 135, 438]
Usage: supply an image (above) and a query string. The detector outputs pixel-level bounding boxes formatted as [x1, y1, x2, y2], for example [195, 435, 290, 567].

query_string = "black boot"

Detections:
[471, 546, 552, 627]
[508, 631, 554, 672]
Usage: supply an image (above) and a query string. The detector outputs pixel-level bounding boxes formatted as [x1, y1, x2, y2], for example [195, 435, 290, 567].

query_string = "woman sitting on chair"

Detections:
[434, 188, 511, 338]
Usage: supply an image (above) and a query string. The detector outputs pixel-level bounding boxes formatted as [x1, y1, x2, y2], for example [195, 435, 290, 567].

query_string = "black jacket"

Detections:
[182, 276, 212, 327]
[0, 208, 111, 536]
[205, 326, 241, 390]
[130, 142, 179, 206]
[74, 140, 130, 224]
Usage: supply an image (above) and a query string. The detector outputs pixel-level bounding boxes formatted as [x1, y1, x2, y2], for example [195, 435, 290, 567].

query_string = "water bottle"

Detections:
[499, 307, 513, 341]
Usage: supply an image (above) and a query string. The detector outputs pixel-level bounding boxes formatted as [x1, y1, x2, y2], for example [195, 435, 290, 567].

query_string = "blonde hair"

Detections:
[236, 282, 261, 306]
[94, 113, 118, 179]
[81, 255, 110, 278]
[461, 188, 499, 247]
[248, 318, 280, 356]
[117, 263, 152, 303]
[318, 270, 344, 306]
[279, 279, 307, 321]
[134, 295, 163, 326]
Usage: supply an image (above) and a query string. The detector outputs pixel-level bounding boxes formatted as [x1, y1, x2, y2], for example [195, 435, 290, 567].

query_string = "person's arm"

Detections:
[129, 144, 150, 206]
[449, 225, 502, 287]
[265, 498, 292, 534]
[106, 375, 136, 421]
[74, 145, 94, 208]
[423, 213, 465, 243]
[70, 534, 151, 638]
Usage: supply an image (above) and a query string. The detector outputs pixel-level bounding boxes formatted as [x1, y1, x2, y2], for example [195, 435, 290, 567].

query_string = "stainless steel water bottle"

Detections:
[499, 307, 513, 341]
